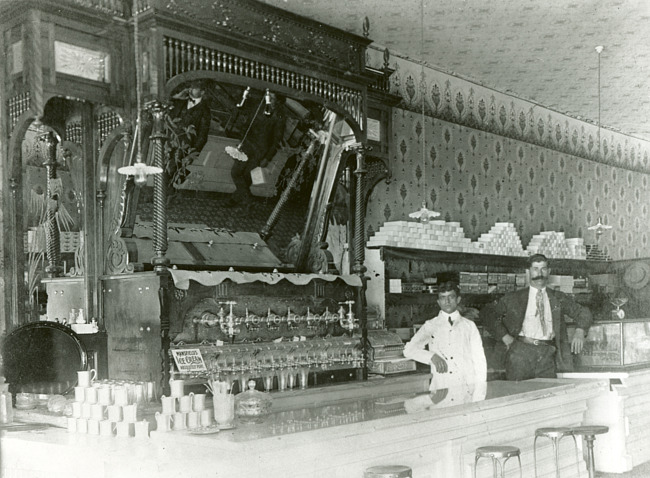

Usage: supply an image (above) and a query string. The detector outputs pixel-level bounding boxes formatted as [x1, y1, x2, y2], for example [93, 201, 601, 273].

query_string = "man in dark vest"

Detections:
[168, 80, 211, 191]
[483, 253, 592, 380]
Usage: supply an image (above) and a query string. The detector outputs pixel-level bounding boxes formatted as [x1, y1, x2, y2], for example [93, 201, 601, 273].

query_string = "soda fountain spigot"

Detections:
[266, 308, 282, 331]
[306, 308, 319, 330]
[338, 300, 357, 332]
[219, 301, 240, 342]
[287, 307, 300, 330]
[245, 308, 261, 331]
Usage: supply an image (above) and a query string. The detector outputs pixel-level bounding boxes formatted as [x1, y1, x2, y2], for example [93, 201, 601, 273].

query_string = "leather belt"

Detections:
[517, 336, 554, 346]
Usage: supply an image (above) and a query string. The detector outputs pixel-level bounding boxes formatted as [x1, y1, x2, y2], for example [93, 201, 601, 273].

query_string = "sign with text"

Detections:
[171, 349, 207, 373]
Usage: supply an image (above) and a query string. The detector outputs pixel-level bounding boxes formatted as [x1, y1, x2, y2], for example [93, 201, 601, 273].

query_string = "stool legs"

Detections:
[534, 433, 579, 478]
[474, 450, 523, 478]
[501, 454, 523, 478]
[583, 435, 596, 478]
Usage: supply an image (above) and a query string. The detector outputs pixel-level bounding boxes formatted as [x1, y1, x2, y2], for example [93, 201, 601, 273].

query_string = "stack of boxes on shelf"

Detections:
[389, 277, 439, 294]
[586, 244, 611, 261]
[459, 272, 526, 295]
[366, 220, 473, 252]
[474, 223, 526, 256]
[526, 231, 587, 259]
[368, 220, 587, 260]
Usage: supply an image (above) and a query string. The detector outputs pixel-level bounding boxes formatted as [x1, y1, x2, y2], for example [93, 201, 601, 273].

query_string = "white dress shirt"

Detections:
[520, 286, 553, 340]
[187, 96, 202, 109]
[403, 310, 487, 396]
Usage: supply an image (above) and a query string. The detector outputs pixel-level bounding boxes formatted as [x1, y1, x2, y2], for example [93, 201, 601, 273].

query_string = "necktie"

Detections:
[536, 289, 547, 336]
[448, 316, 453, 326]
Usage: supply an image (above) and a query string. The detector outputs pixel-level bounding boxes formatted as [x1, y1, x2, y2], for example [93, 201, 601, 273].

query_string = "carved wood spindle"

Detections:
[216, 51, 222, 72]
[179, 40, 187, 73]
[224, 53, 231, 73]
[173, 39, 179, 76]
[193, 45, 199, 70]
[210, 50, 215, 71]
[255, 62, 260, 80]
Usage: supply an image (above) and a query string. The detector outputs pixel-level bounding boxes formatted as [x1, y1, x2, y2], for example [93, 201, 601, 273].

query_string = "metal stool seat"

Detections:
[364, 465, 412, 478]
[571, 425, 609, 478]
[534, 427, 580, 478]
[474, 446, 522, 478]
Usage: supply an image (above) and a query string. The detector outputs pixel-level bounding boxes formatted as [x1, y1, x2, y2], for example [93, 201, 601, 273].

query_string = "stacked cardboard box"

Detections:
[366, 220, 474, 252]
[526, 231, 573, 258]
[566, 238, 587, 260]
[368, 220, 590, 262]
[585, 244, 611, 261]
[473, 222, 526, 256]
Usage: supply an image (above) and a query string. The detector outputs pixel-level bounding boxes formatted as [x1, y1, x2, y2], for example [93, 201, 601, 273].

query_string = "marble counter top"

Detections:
[1, 376, 607, 478]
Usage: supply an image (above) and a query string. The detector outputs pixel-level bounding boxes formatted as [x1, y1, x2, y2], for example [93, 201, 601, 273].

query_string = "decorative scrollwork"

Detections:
[105, 233, 134, 275]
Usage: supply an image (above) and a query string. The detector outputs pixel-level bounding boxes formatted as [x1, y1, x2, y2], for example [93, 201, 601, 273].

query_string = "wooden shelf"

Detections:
[375, 246, 612, 275]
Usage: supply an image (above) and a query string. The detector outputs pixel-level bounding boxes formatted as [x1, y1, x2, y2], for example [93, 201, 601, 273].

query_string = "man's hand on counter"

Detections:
[431, 353, 448, 373]
[571, 328, 586, 354]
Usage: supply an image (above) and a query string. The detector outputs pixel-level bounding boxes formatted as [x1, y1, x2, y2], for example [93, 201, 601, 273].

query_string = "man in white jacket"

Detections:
[403, 281, 487, 403]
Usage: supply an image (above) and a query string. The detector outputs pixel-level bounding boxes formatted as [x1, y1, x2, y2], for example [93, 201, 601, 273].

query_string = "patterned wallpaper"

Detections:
[365, 51, 650, 260]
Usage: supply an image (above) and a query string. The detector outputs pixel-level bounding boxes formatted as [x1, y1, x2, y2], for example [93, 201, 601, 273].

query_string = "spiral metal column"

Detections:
[148, 101, 171, 272]
[351, 146, 368, 276]
[349, 143, 369, 379]
[41, 131, 62, 278]
[260, 139, 318, 241]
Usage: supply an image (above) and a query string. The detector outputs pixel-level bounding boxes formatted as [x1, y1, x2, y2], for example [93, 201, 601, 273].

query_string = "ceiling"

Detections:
[261, 0, 650, 141]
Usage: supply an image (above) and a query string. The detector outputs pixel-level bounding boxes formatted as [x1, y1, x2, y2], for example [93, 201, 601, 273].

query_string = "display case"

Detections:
[569, 319, 650, 370]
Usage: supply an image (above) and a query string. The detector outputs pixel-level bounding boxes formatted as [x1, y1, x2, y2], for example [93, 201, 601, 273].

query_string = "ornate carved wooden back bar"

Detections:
[1, 0, 397, 389]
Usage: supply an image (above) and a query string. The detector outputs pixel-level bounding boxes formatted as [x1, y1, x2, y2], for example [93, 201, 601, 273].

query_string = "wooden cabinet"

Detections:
[102, 273, 162, 382]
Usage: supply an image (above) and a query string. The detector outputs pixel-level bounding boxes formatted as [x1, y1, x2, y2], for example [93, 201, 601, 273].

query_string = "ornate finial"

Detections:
[362, 16, 370, 38]
[383, 48, 390, 70]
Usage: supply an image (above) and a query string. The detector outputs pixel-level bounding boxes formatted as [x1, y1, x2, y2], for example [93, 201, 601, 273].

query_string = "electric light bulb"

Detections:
[134, 168, 147, 186]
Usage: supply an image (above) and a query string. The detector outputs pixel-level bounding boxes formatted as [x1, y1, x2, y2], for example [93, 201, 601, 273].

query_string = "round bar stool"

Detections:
[570, 425, 609, 478]
[534, 427, 580, 478]
[364, 465, 412, 478]
[474, 446, 522, 478]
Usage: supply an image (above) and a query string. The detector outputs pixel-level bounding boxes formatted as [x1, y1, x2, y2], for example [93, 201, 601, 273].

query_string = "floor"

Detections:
[596, 461, 650, 477]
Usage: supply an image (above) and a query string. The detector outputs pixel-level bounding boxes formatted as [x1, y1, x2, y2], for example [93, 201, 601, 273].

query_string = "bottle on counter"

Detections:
[0, 376, 14, 424]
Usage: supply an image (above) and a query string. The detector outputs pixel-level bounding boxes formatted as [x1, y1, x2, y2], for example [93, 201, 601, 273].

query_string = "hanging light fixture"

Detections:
[586, 47, 611, 243]
[409, 0, 440, 224]
[117, 7, 162, 185]
[588, 216, 612, 238]
[595, 45, 604, 156]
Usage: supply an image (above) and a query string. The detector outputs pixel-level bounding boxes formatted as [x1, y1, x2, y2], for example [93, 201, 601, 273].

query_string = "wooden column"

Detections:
[80, 102, 98, 322]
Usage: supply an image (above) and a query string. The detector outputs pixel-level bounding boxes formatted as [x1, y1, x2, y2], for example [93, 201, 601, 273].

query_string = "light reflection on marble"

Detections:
[230, 380, 559, 442]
